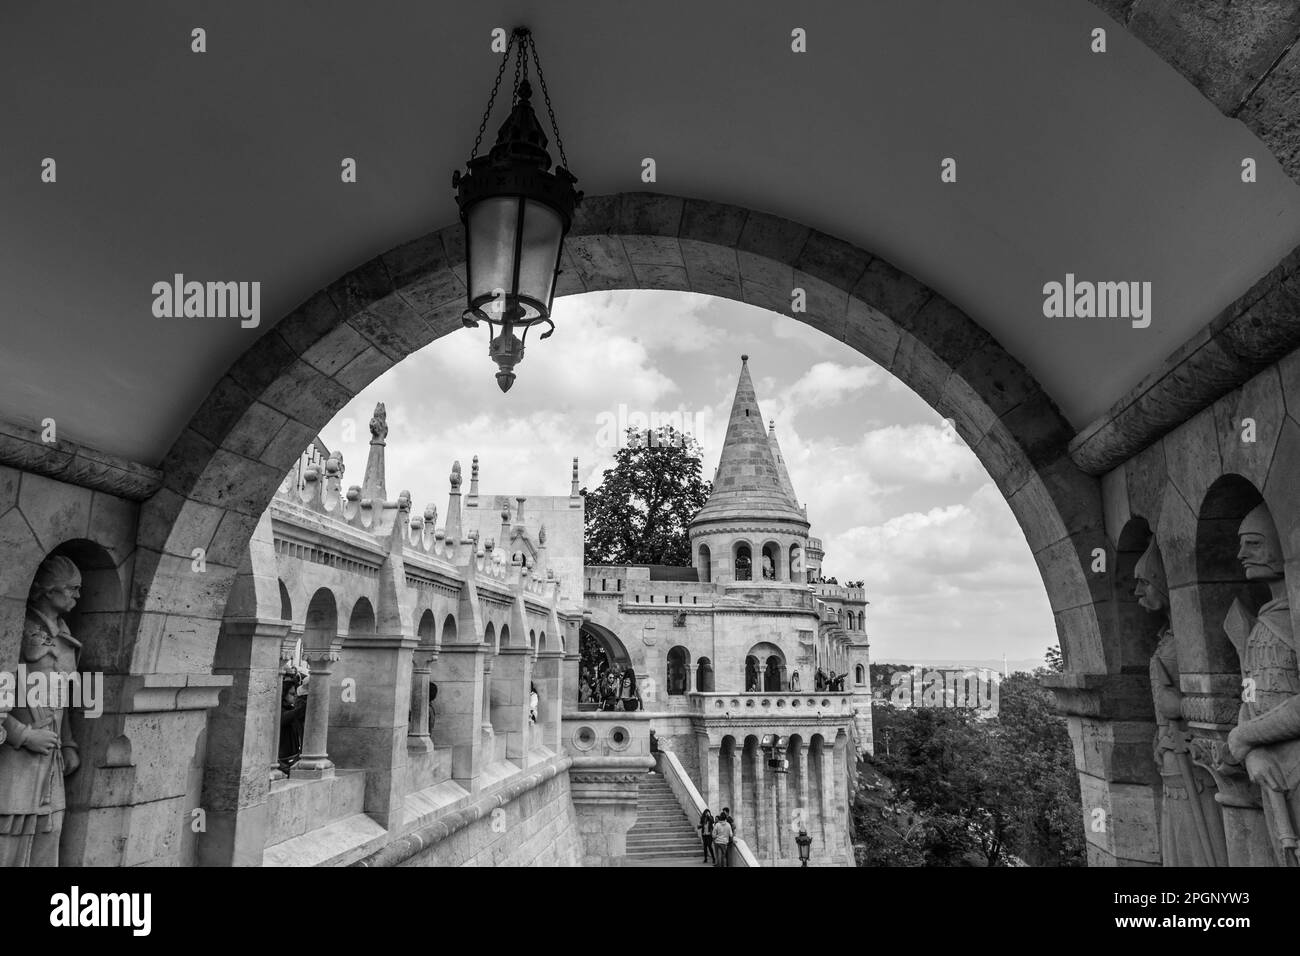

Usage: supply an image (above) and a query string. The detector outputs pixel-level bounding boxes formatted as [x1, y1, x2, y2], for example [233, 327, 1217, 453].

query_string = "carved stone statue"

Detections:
[1222, 503, 1300, 866]
[1134, 537, 1227, 866]
[0, 554, 84, 866]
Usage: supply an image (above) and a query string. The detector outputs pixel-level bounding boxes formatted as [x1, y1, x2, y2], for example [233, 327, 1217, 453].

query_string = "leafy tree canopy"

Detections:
[583, 425, 712, 567]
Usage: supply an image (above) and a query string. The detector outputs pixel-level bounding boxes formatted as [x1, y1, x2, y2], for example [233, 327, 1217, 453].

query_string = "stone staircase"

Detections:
[625, 772, 709, 866]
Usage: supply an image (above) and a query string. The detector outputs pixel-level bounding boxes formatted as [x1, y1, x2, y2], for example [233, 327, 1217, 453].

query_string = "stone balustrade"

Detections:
[688, 691, 854, 718]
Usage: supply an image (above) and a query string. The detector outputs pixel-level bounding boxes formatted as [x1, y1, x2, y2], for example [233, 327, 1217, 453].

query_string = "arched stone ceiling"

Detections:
[1, 0, 1299, 465]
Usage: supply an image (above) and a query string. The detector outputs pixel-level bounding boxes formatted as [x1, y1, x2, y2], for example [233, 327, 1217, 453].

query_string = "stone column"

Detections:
[198, 616, 289, 866]
[269, 624, 303, 781]
[293, 648, 339, 780]
[408, 651, 434, 753]
[434, 643, 488, 790]
[776, 754, 790, 860]
[327, 633, 414, 828]
[493, 645, 532, 763]
[731, 754, 743, 833]
[752, 746, 766, 858]
[533, 649, 565, 753]
[819, 741, 834, 848]
[704, 740, 721, 808]
[1045, 674, 1162, 866]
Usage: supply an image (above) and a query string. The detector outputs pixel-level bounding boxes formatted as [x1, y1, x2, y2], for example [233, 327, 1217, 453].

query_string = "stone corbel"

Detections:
[1041, 672, 1153, 720]
[110, 673, 234, 713]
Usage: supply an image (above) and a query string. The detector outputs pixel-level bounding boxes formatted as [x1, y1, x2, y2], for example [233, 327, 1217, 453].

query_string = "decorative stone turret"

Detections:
[362, 402, 388, 502]
[445, 461, 463, 544]
[689, 356, 810, 585]
[468, 454, 480, 505]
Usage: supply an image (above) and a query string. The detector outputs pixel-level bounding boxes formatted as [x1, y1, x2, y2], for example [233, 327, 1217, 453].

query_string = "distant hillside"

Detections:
[876, 658, 1044, 674]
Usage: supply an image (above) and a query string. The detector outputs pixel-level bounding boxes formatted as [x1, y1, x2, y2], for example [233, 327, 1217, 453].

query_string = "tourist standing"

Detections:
[698, 809, 716, 864]
[713, 813, 733, 867]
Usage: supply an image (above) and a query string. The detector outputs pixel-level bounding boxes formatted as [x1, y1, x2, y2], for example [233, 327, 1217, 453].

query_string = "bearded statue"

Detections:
[1134, 537, 1227, 866]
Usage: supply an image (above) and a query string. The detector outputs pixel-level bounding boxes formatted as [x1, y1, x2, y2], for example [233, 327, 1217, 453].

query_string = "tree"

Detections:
[583, 425, 712, 567]
[1043, 644, 1064, 673]
[858, 671, 1084, 867]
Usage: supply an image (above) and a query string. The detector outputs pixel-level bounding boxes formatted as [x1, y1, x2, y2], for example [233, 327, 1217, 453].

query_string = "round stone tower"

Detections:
[690, 355, 811, 585]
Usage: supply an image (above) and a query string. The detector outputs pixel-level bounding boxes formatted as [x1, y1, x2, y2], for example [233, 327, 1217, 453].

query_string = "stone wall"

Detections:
[397, 768, 581, 867]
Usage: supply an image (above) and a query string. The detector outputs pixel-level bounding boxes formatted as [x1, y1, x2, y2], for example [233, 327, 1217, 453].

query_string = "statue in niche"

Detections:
[762, 554, 775, 580]
[1222, 503, 1300, 866]
[1133, 537, 1228, 866]
[0, 555, 84, 866]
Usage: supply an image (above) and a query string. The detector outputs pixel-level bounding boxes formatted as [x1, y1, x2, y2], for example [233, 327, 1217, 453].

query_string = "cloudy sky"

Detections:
[318, 290, 1057, 665]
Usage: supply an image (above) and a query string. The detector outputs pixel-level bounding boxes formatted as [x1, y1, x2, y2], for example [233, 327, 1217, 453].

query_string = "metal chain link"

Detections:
[468, 32, 516, 161]
[527, 33, 569, 170]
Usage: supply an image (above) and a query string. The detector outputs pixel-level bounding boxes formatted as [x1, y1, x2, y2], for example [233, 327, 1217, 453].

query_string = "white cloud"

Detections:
[313, 290, 1055, 663]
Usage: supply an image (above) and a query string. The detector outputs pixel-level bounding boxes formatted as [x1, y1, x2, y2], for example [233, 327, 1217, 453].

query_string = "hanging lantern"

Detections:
[452, 27, 583, 392]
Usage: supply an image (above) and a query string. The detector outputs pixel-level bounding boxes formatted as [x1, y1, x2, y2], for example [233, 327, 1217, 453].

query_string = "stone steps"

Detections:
[625, 772, 709, 864]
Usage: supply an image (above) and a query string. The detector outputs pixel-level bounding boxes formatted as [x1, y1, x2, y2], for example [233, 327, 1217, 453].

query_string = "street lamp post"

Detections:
[761, 733, 788, 863]
[796, 827, 812, 867]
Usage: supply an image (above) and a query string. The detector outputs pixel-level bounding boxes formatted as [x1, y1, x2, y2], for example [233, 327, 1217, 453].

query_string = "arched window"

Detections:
[744, 655, 760, 692]
[667, 646, 690, 695]
[735, 543, 752, 582]
[696, 656, 715, 692]
[789, 544, 803, 582]
[761, 542, 779, 580]
[698, 544, 712, 583]
[855, 663, 866, 685]
[764, 655, 783, 691]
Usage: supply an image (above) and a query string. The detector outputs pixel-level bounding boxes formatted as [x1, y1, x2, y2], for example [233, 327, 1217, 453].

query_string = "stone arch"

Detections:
[579, 619, 632, 669]
[789, 543, 803, 582]
[127, 191, 1106, 717]
[499, 622, 511, 648]
[1184, 475, 1261, 722]
[441, 613, 457, 645]
[484, 621, 496, 651]
[695, 655, 715, 691]
[19, 539, 125, 867]
[666, 645, 690, 696]
[1114, 517, 1163, 674]
[347, 597, 376, 637]
[303, 588, 337, 651]
[719, 734, 737, 816]
[416, 608, 435, 644]
[698, 543, 711, 583]
[854, 663, 866, 686]
[761, 540, 781, 581]
[278, 579, 292, 622]
[734, 541, 753, 582]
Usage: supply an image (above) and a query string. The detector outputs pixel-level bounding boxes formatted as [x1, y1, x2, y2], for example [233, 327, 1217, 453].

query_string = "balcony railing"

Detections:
[687, 691, 853, 718]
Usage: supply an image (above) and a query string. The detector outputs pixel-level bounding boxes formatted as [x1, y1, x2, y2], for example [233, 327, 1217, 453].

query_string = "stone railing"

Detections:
[656, 749, 757, 867]
[561, 711, 655, 771]
[688, 691, 854, 719]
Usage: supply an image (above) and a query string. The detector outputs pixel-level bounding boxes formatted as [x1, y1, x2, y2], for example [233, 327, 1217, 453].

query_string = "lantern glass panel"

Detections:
[467, 196, 522, 316]
[516, 198, 563, 314]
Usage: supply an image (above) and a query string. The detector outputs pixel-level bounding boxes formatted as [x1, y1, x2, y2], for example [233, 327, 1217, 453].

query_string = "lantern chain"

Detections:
[526, 33, 569, 171]
[468, 31, 516, 162]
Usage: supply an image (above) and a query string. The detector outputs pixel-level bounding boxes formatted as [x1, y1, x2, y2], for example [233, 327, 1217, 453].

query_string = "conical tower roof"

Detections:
[768, 418, 802, 510]
[692, 356, 809, 531]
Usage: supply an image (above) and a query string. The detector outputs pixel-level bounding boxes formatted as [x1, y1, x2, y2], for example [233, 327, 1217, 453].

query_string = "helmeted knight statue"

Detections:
[1222, 503, 1300, 866]
[1134, 536, 1228, 866]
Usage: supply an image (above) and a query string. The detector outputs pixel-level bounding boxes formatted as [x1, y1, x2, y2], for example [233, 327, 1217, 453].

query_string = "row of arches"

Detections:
[697, 540, 805, 584]
[712, 732, 840, 862]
